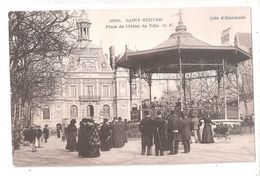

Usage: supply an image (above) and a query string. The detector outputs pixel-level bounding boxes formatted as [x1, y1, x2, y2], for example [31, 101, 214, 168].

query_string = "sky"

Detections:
[88, 7, 251, 55]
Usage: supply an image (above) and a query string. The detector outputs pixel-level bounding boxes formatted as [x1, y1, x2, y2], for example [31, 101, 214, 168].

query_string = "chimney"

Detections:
[109, 46, 115, 70]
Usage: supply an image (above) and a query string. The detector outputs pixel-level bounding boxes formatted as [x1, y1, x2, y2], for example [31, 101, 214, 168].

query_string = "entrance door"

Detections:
[103, 105, 110, 119]
[87, 105, 94, 118]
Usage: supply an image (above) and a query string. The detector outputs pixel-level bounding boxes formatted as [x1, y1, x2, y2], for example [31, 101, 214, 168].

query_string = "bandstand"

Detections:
[116, 11, 251, 123]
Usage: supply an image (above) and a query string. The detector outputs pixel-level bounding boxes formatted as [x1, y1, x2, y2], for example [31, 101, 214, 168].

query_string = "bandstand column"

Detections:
[223, 59, 228, 119]
[183, 73, 186, 103]
[234, 46, 240, 120]
[217, 70, 221, 119]
[148, 73, 152, 103]
[179, 56, 183, 111]
[138, 65, 143, 119]
[236, 64, 240, 120]
[129, 69, 133, 121]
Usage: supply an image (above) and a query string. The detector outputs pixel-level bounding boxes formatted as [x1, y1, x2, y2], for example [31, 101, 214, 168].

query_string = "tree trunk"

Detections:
[11, 94, 22, 150]
[12, 103, 21, 150]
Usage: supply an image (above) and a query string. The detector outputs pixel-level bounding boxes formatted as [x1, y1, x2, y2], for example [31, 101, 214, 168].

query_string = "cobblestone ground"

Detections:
[13, 134, 255, 167]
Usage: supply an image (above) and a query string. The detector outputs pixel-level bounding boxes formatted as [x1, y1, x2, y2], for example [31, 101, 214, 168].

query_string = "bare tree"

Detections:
[9, 11, 78, 149]
[226, 60, 253, 116]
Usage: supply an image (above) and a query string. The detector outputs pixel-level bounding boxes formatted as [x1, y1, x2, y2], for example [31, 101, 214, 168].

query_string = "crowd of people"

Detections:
[63, 116, 127, 158]
[139, 97, 216, 156]
[22, 116, 128, 157]
[21, 96, 219, 157]
[22, 124, 49, 152]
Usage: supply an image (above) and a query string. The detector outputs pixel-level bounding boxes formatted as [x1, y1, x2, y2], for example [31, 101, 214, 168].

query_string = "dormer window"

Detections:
[83, 27, 86, 36]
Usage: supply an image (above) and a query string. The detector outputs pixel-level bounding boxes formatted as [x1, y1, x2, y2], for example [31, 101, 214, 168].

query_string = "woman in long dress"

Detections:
[201, 113, 215, 144]
[77, 118, 101, 158]
[65, 119, 77, 151]
[87, 119, 101, 157]
[77, 118, 89, 157]
[100, 118, 113, 151]
[112, 117, 127, 148]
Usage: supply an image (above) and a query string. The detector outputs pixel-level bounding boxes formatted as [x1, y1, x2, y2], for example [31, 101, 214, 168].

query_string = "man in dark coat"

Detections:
[28, 124, 37, 152]
[23, 127, 30, 143]
[151, 97, 159, 108]
[56, 123, 62, 138]
[100, 118, 113, 151]
[180, 112, 193, 153]
[139, 110, 154, 156]
[153, 110, 167, 156]
[42, 124, 50, 143]
[168, 110, 182, 155]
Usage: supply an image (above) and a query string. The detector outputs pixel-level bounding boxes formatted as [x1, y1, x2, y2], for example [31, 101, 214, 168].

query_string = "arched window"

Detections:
[87, 105, 94, 117]
[70, 105, 78, 119]
[43, 105, 50, 119]
[103, 105, 110, 119]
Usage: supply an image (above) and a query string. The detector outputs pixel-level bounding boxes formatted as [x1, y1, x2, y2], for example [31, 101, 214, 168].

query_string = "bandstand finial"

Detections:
[178, 9, 183, 24]
[175, 9, 187, 33]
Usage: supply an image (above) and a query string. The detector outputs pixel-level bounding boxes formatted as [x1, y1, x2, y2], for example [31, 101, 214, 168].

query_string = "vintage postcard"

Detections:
[8, 6, 256, 171]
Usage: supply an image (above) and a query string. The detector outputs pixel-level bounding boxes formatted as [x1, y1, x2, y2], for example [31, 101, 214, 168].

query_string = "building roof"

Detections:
[235, 32, 251, 53]
[116, 15, 251, 73]
[153, 18, 210, 49]
[67, 45, 113, 73]
[153, 32, 210, 49]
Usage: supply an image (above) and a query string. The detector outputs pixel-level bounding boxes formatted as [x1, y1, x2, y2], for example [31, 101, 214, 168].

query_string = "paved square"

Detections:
[13, 134, 255, 166]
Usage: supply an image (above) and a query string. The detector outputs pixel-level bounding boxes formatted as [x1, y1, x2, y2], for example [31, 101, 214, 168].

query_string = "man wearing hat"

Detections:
[42, 124, 49, 143]
[139, 110, 154, 155]
[28, 124, 37, 152]
[153, 110, 167, 156]
[151, 97, 159, 108]
[168, 110, 182, 155]
[180, 111, 193, 153]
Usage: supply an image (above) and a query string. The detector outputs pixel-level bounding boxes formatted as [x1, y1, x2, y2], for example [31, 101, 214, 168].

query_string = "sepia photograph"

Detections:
[7, 5, 257, 170]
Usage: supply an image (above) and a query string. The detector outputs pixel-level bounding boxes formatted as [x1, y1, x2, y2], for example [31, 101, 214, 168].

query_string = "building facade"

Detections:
[221, 28, 253, 117]
[33, 11, 149, 128]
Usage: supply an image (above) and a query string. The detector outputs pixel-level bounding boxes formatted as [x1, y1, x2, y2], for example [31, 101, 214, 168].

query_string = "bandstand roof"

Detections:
[116, 16, 251, 73]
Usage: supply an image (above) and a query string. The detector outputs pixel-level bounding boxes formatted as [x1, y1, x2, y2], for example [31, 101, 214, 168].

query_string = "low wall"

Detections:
[125, 122, 255, 139]
[47, 121, 254, 139]
[126, 123, 141, 138]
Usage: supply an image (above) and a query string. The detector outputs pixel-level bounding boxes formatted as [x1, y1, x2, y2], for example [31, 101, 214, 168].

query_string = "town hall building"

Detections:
[33, 11, 149, 128]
